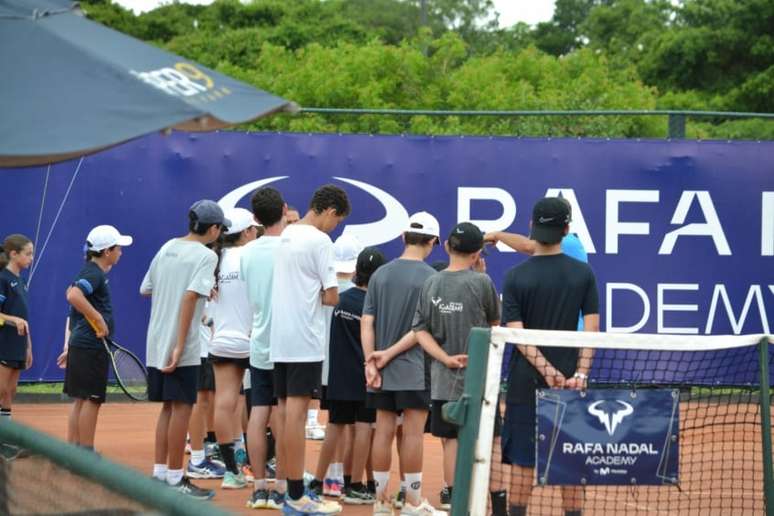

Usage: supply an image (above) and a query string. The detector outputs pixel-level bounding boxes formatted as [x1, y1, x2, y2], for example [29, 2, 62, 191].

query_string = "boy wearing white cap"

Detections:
[362, 212, 445, 515]
[141, 200, 229, 500]
[208, 207, 261, 490]
[63, 225, 132, 451]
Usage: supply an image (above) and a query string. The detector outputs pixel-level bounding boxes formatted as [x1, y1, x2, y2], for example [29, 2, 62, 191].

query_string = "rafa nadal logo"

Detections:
[588, 400, 634, 436]
[217, 176, 410, 247]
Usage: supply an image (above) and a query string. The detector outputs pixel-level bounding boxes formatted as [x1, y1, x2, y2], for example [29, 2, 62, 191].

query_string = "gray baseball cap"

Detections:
[189, 200, 232, 229]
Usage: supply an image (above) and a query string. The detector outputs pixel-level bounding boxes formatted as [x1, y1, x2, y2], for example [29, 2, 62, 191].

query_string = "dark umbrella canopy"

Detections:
[0, 0, 294, 167]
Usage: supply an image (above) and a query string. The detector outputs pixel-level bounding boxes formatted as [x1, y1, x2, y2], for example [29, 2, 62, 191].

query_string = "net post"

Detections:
[450, 327, 492, 516]
[759, 336, 774, 516]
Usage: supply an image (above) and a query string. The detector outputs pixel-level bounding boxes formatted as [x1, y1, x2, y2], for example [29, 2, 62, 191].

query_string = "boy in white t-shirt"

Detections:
[140, 200, 229, 501]
[269, 184, 350, 514]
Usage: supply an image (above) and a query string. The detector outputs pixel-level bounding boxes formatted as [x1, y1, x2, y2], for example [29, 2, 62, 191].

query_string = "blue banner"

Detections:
[0, 132, 772, 380]
[536, 388, 679, 485]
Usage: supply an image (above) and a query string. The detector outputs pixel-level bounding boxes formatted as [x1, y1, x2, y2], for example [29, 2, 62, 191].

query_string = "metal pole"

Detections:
[759, 336, 774, 516]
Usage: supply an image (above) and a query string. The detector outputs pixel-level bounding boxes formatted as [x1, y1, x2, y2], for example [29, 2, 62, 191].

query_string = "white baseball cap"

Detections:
[224, 208, 259, 235]
[406, 211, 440, 238]
[334, 234, 363, 273]
[86, 225, 133, 252]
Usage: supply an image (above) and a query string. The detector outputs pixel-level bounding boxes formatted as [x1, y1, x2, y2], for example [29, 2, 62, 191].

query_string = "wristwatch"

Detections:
[573, 372, 588, 381]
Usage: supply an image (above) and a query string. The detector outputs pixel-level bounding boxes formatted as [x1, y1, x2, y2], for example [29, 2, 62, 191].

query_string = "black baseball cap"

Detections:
[355, 246, 386, 278]
[448, 222, 484, 253]
[530, 197, 571, 244]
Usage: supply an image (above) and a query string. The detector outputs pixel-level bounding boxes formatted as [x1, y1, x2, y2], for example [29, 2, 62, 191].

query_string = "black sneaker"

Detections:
[171, 477, 215, 500]
[393, 489, 406, 509]
[342, 486, 375, 505]
[267, 489, 285, 509]
[439, 486, 451, 510]
[308, 478, 323, 497]
[246, 488, 270, 509]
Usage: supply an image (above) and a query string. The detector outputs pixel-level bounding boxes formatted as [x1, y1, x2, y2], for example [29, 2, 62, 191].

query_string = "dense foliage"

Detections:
[82, 0, 773, 139]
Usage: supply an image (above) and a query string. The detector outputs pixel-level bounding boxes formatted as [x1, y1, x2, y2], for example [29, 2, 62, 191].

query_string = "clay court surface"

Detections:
[11, 401, 767, 515]
[13, 402, 445, 515]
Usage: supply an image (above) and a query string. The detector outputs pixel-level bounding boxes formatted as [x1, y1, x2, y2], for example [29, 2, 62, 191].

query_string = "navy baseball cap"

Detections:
[530, 197, 571, 244]
[189, 200, 231, 229]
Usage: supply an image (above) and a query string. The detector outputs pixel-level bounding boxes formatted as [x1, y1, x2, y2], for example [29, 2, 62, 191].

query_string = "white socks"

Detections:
[307, 409, 319, 426]
[152, 464, 167, 481]
[190, 449, 205, 466]
[374, 470, 390, 500]
[326, 462, 344, 481]
[405, 472, 423, 506]
[166, 468, 184, 486]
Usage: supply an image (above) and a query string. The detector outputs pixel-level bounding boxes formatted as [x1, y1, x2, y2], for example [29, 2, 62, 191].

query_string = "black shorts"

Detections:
[197, 357, 215, 391]
[148, 366, 198, 405]
[273, 362, 321, 399]
[250, 366, 277, 407]
[431, 400, 458, 439]
[63, 346, 109, 404]
[502, 403, 535, 467]
[208, 354, 250, 369]
[328, 400, 376, 425]
[367, 390, 431, 413]
[319, 386, 329, 410]
[0, 359, 26, 370]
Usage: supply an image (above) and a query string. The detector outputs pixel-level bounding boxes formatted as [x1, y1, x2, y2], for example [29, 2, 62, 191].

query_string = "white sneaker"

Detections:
[305, 424, 326, 440]
[374, 500, 394, 514]
[401, 499, 447, 515]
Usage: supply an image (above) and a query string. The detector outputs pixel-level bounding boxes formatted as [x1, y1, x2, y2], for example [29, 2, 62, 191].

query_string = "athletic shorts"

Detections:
[430, 400, 458, 439]
[63, 346, 109, 404]
[502, 402, 535, 467]
[0, 359, 26, 370]
[249, 366, 277, 407]
[208, 354, 250, 370]
[273, 362, 322, 399]
[327, 400, 376, 425]
[197, 357, 215, 391]
[147, 366, 198, 405]
[367, 390, 431, 413]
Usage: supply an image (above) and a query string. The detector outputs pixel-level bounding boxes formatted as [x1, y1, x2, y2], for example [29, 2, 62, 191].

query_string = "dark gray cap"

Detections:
[189, 200, 232, 229]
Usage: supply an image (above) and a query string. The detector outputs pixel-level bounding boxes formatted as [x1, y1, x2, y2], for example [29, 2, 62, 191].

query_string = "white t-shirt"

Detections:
[209, 247, 251, 359]
[322, 278, 354, 385]
[269, 224, 337, 363]
[141, 239, 217, 370]
[240, 236, 281, 370]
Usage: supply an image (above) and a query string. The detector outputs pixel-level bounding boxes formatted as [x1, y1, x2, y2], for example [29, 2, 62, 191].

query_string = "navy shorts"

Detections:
[430, 400, 458, 439]
[273, 362, 322, 399]
[502, 402, 536, 467]
[197, 357, 215, 392]
[148, 366, 198, 405]
[63, 346, 109, 404]
[250, 366, 277, 407]
[367, 390, 431, 413]
[327, 400, 376, 425]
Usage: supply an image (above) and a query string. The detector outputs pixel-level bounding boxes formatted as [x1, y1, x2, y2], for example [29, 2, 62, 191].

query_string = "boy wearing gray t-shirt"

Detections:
[140, 200, 229, 501]
[412, 222, 505, 515]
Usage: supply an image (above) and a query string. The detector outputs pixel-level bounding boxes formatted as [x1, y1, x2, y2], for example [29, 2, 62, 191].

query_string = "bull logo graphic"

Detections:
[588, 400, 634, 436]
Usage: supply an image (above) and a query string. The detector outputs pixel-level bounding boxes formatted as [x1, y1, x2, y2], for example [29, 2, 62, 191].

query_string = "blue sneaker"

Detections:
[235, 448, 248, 467]
[282, 490, 341, 515]
[186, 458, 226, 479]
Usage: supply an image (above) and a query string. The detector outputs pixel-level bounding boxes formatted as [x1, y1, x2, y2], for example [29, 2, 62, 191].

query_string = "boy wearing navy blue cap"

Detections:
[141, 200, 229, 500]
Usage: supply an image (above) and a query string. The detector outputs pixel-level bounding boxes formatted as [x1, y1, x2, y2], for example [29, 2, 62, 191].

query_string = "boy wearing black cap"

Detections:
[140, 200, 230, 500]
[412, 222, 502, 513]
[501, 197, 599, 516]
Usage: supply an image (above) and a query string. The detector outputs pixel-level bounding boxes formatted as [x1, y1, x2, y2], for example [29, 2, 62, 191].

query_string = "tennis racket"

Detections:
[87, 319, 148, 401]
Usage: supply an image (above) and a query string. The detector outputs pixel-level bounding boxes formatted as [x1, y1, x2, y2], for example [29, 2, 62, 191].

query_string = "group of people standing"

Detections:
[0, 185, 599, 516]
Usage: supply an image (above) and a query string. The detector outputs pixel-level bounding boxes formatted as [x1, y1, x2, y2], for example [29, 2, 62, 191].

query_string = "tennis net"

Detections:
[0, 419, 230, 516]
[447, 328, 773, 516]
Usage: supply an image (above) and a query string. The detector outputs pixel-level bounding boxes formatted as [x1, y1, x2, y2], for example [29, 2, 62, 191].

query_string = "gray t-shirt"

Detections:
[140, 239, 217, 370]
[412, 269, 500, 401]
[363, 259, 436, 391]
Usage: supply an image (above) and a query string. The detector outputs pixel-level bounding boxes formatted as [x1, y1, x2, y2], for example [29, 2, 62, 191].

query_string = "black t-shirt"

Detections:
[502, 254, 599, 405]
[327, 287, 368, 401]
[0, 268, 29, 361]
[68, 261, 114, 350]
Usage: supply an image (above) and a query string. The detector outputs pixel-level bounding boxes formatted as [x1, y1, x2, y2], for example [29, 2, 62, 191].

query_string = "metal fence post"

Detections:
[759, 337, 774, 516]
[668, 113, 686, 138]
